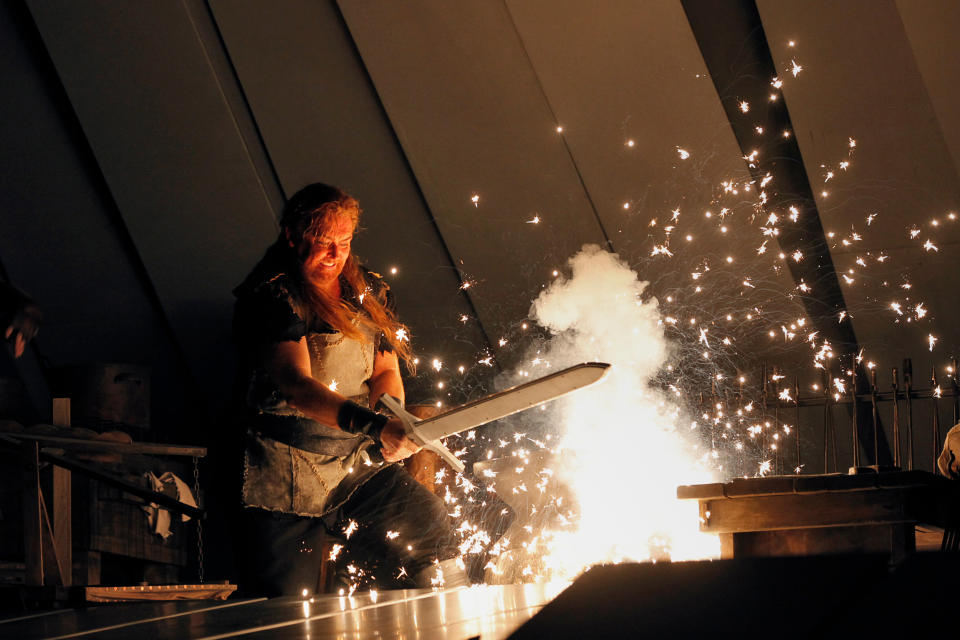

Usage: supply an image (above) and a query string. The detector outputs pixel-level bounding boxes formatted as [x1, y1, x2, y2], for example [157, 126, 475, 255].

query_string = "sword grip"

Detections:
[378, 395, 465, 473]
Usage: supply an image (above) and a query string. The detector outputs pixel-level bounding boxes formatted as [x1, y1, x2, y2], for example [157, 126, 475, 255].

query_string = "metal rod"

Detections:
[870, 369, 880, 468]
[952, 356, 959, 427]
[757, 387, 960, 407]
[794, 376, 800, 472]
[822, 369, 831, 473]
[761, 363, 768, 467]
[737, 374, 744, 478]
[830, 366, 839, 473]
[932, 365, 941, 474]
[904, 358, 914, 471]
[1, 435, 205, 520]
[774, 368, 781, 474]
[892, 367, 901, 468]
[851, 357, 860, 469]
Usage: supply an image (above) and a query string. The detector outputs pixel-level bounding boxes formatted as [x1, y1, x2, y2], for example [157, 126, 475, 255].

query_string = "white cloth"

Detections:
[141, 471, 198, 539]
[938, 422, 960, 479]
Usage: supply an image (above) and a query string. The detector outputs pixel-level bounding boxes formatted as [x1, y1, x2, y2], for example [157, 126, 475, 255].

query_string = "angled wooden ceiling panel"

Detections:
[503, 0, 807, 374]
[26, 0, 280, 397]
[756, 0, 960, 373]
[895, 0, 960, 180]
[337, 0, 609, 351]
[504, 0, 747, 261]
[206, 0, 487, 375]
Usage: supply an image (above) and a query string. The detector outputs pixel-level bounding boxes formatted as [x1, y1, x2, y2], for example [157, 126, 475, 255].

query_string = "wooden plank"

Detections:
[676, 482, 726, 500]
[680, 471, 955, 501]
[22, 440, 42, 585]
[702, 490, 915, 533]
[85, 583, 236, 603]
[52, 467, 71, 587]
[51, 398, 72, 588]
[9, 433, 206, 457]
[38, 491, 64, 586]
[723, 524, 916, 559]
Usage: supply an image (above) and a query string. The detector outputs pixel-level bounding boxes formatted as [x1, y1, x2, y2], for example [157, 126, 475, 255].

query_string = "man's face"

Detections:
[296, 214, 354, 287]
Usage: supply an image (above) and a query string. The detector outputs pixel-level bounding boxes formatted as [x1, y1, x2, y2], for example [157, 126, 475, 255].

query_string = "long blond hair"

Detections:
[281, 183, 414, 368]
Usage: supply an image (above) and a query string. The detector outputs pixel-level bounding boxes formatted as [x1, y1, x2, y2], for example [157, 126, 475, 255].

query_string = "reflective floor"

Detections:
[1, 582, 568, 640]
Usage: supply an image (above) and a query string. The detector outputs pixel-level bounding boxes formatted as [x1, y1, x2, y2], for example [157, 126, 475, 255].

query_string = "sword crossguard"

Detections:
[377, 395, 466, 473]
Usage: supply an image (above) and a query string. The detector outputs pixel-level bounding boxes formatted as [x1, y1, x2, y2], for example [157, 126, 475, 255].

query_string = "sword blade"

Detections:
[412, 362, 610, 442]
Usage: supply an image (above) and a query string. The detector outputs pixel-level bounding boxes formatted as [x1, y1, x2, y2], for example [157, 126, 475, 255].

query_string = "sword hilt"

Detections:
[377, 395, 466, 473]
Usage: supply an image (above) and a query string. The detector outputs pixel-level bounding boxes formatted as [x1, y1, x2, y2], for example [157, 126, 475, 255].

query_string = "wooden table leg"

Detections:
[22, 440, 42, 586]
[52, 398, 72, 586]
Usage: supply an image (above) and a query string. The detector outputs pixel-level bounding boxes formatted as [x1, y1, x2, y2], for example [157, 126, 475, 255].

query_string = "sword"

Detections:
[379, 362, 611, 472]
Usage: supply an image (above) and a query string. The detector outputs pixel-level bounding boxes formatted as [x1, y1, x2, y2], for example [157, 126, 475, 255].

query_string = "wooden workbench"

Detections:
[677, 470, 960, 561]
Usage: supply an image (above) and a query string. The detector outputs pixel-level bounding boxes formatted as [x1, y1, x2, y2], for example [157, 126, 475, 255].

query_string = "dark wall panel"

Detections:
[0, 0, 190, 432]
[26, 0, 281, 407]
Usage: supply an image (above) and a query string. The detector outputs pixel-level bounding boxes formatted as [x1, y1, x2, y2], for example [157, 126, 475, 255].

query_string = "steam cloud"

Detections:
[529, 244, 718, 571]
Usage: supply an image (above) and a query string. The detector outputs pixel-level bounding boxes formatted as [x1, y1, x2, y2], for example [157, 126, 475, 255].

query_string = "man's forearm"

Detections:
[369, 370, 405, 409]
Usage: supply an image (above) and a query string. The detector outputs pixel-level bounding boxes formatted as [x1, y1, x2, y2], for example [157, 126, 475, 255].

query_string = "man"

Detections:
[232, 183, 467, 596]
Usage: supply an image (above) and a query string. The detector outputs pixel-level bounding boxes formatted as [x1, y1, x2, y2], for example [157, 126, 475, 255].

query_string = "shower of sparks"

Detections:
[395, 328, 408, 342]
[328, 380, 338, 392]
[321, 53, 960, 593]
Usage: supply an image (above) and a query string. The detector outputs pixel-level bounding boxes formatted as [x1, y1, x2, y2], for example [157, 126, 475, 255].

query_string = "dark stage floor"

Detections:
[0, 582, 566, 639]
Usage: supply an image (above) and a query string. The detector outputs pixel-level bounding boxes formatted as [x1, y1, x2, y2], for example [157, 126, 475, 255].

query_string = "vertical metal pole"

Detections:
[710, 377, 718, 455]
[932, 366, 941, 473]
[774, 368, 781, 475]
[794, 376, 801, 473]
[951, 357, 959, 427]
[892, 367, 901, 469]
[904, 359, 914, 470]
[831, 367, 839, 473]
[870, 369, 880, 470]
[851, 357, 860, 469]
[761, 363, 768, 469]
[737, 374, 744, 478]
[822, 369, 830, 473]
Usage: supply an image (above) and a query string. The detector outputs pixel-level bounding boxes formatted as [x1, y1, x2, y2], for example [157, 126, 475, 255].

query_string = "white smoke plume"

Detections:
[529, 244, 718, 574]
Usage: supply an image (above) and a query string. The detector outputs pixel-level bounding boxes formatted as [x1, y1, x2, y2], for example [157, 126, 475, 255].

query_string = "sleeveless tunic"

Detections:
[234, 268, 394, 517]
